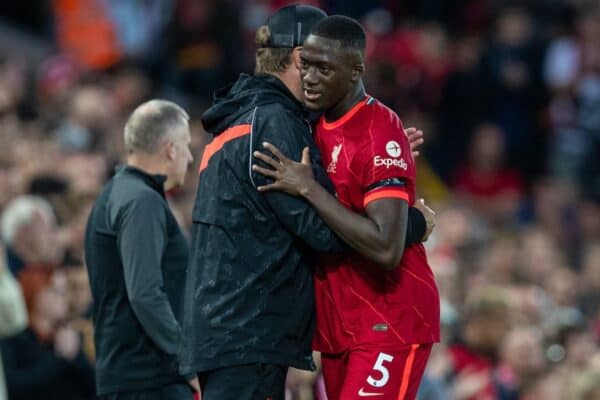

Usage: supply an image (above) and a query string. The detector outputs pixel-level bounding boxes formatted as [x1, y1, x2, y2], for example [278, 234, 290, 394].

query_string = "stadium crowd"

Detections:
[0, 0, 599, 399]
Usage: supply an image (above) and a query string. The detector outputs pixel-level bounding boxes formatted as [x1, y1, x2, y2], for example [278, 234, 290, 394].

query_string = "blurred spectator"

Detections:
[65, 265, 95, 362]
[544, 9, 600, 196]
[476, 234, 519, 286]
[0, 242, 28, 400]
[569, 365, 600, 400]
[529, 178, 580, 258]
[517, 227, 563, 285]
[0, 1, 599, 399]
[495, 326, 545, 399]
[0, 285, 95, 400]
[480, 6, 546, 177]
[110, 67, 152, 113]
[53, 85, 118, 153]
[51, 0, 122, 69]
[578, 243, 600, 322]
[448, 288, 513, 400]
[168, 0, 243, 104]
[454, 123, 524, 224]
[0, 195, 63, 277]
[433, 35, 486, 181]
[104, 0, 173, 67]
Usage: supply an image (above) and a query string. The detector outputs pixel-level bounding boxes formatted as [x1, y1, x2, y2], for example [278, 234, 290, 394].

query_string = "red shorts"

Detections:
[321, 344, 433, 400]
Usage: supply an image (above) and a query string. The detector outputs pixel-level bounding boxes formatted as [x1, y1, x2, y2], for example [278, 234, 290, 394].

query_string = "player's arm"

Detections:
[306, 181, 409, 270]
[250, 108, 347, 253]
[253, 145, 425, 270]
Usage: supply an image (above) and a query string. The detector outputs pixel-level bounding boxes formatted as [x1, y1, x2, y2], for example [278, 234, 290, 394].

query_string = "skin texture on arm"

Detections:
[254, 144, 408, 270]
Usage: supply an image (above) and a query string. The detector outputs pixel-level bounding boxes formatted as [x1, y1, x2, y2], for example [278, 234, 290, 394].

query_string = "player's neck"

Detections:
[325, 81, 366, 122]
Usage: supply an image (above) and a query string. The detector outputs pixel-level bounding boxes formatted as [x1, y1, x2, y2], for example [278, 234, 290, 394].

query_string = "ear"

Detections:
[165, 141, 176, 161]
[351, 63, 365, 82]
[292, 47, 302, 71]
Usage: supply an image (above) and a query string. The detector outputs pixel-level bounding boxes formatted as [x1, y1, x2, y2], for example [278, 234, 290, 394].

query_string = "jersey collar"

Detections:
[320, 95, 372, 130]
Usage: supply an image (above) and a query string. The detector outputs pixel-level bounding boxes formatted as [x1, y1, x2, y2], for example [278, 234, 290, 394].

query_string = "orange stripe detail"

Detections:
[363, 189, 409, 208]
[397, 344, 419, 400]
[400, 268, 438, 296]
[198, 124, 251, 174]
[411, 306, 433, 329]
[320, 96, 370, 130]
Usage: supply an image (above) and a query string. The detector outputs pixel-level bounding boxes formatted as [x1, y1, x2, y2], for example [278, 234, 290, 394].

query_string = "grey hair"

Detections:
[124, 99, 189, 154]
[1, 195, 56, 245]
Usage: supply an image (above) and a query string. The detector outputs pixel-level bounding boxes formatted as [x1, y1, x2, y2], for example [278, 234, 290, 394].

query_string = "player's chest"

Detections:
[316, 132, 364, 210]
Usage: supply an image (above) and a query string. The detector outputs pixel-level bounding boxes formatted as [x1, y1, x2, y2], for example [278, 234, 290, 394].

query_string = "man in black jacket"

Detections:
[180, 5, 431, 400]
[84, 100, 198, 399]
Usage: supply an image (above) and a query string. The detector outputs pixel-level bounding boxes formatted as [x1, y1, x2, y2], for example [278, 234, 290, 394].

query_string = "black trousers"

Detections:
[100, 383, 193, 400]
[199, 364, 288, 400]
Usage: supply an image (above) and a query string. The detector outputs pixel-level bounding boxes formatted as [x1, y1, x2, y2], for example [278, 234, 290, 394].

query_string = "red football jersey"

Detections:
[313, 96, 440, 353]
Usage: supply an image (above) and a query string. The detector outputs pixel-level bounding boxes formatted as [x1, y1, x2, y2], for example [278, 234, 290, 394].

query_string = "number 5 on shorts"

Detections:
[367, 352, 394, 387]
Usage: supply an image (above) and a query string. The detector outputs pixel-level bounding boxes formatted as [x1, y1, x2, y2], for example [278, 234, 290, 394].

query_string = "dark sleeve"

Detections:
[406, 207, 427, 246]
[116, 195, 182, 358]
[1, 334, 70, 396]
[250, 107, 346, 253]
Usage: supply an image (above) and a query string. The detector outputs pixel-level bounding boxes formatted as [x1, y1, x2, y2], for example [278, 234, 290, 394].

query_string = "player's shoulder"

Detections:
[367, 97, 403, 129]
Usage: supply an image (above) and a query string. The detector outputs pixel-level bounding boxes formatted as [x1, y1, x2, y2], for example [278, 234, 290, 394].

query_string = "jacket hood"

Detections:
[201, 73, 304, 135]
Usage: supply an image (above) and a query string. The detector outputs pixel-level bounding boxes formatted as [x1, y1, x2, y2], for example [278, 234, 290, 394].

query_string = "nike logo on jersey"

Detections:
[358, 387, 384, 397]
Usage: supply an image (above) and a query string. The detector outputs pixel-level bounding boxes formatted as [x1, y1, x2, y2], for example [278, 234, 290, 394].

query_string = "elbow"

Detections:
[128, 294, 149, 310]
[376, 246, 404, 271]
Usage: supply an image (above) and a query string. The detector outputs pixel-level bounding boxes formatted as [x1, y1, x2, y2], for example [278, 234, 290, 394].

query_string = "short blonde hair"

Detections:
[254, 25, 293, 74]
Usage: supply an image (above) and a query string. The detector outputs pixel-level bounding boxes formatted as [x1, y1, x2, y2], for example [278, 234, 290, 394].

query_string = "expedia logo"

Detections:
[386, 140, 401, 157]
[374, 156, 408, 170]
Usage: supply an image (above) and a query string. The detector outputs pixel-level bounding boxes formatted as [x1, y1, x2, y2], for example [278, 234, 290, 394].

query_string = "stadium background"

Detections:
[0, 0, 599, 399]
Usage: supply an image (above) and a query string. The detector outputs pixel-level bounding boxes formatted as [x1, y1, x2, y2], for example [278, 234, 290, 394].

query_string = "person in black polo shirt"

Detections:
[84, 100, 199, 400]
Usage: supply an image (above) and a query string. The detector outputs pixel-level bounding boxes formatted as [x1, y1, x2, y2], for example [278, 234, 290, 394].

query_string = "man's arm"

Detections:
[254, 146, 413, 270]
[251, 108, 346, 253]
[117, 195, 199, 388]
[116, 195, 181, 356]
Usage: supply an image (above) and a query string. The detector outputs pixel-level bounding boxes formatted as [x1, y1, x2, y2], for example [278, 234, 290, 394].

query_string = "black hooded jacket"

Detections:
[180, 73, 346, 373]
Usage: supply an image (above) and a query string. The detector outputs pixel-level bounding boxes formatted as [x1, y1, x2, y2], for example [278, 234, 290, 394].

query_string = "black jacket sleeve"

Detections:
[115, 194, 182, 358]
[250, 106, 347, 253]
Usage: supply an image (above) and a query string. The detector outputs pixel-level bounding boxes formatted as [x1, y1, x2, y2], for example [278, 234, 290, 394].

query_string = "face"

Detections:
[464, 309, 511, 355]
[165, 121, 193, 190]
[502, 327, 545, 377]
[35, 286, 68, 325]
[14, 209, 64, 264]
[300, 35, 361, 112]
